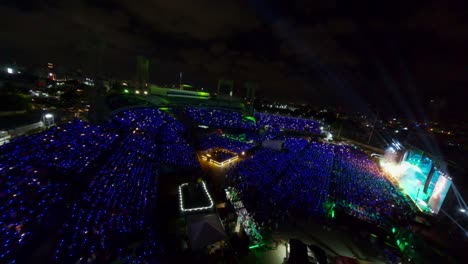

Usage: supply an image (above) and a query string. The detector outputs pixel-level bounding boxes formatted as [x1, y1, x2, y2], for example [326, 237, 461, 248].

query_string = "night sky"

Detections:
[1, 0, 467, 120]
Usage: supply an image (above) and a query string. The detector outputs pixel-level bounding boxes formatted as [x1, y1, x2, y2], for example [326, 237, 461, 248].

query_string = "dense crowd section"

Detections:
[199, 134, 255, 154]
[278, 142, 334, 216]
[281, 136, 310, 153]
[0, 106, 410, 262]
[0, 108, 200, 263]
[187, 108, 255, 130]
[228, 148, 298, 224]
[54, 131, 160, 263]
[0, 120, 118, 263]
[159, 116, 199, 168]
[0, 120, 117, 174]
[115, 108, 198, 168]
[330, 146, 410, 226]
[186, 107, 321, 134]
[228, 139, 407, 227]
[254, 112, 321, 134]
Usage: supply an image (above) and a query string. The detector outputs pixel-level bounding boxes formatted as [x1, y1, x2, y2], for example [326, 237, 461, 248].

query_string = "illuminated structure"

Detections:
[200, 148, 239, 167]
[178, 181, 214, 213]
[225, 187, 263, 248]
[380, 147, 452, 214]
[0, 131, 11, 146]
[42, 113, 55, 128]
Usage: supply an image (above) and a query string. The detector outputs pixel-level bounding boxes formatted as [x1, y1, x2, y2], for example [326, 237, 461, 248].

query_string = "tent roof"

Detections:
[187, 214, 227, 250]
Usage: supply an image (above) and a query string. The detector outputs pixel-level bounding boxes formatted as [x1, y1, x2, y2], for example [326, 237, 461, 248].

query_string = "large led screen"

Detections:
[396, 151, 451, 214]
[427, 171, 452, 214]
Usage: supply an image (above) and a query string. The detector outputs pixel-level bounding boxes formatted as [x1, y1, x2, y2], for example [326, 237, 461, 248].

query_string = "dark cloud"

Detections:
[1, 0, 467, 118]
[118, 0, 259, 40]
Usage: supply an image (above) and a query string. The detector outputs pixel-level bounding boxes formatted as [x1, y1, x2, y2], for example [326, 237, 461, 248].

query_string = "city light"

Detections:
[460, 208, 467, 213]
[144, 91, 148, 95]
[6, 67, 13, 74]
[135, 90, 140, 94]
[44, 113, 53, 119]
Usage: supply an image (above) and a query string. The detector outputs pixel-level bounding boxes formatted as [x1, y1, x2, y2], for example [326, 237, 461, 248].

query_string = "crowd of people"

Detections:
[0, 120, 118, 263]
[199, 134, 255, 154]
[281, 136, 310, 153]
[114, 108, 199, 168]
[0, 108, 200, 262]
[54, 130, 161, 263]
[277, 142, 335, 216]
[158, 121, 199, 168]
[330, 146, 411, 226]
[186, 108, 255, 130]
[0, 120, 118, 174]
[186, 108, 322, 135]
[0, 106, 410, 262]
[227, 148, 297, 226]
[254, 112, 321, 134]
[228, 138, 409, 229]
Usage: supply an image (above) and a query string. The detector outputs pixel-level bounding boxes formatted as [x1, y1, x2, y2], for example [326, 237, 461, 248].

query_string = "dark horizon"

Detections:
[1, 0, 467, 120]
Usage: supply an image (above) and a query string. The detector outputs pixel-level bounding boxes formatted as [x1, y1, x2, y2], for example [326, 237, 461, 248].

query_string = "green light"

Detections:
[396, 239, 400, 245]
[331, 210, 335, 218]
[224, 133, 247, 142]
[159, 107, 169, 111]
[392, 227, 396, 233]
[124, 89, 129, 93]
[249, 244, 261, 250]
[196, 91, 210, 97]
[243, 116, 256, 123]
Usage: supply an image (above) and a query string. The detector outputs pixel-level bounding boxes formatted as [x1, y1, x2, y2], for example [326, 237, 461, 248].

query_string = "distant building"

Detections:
[136, 56, 149, 91]
[217, 79, 234, 97]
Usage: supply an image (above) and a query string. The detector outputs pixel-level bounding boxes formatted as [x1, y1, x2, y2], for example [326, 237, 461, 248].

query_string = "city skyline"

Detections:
[1, 0, 467, 120]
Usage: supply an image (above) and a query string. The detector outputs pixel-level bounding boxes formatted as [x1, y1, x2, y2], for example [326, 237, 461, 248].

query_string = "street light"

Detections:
[6, 67, 13, 74]
[460, 208, 467, 213]
[44, 113, 53, 119]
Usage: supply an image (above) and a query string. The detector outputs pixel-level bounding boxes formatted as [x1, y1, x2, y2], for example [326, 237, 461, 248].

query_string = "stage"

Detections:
[200, 148, 239, 167]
